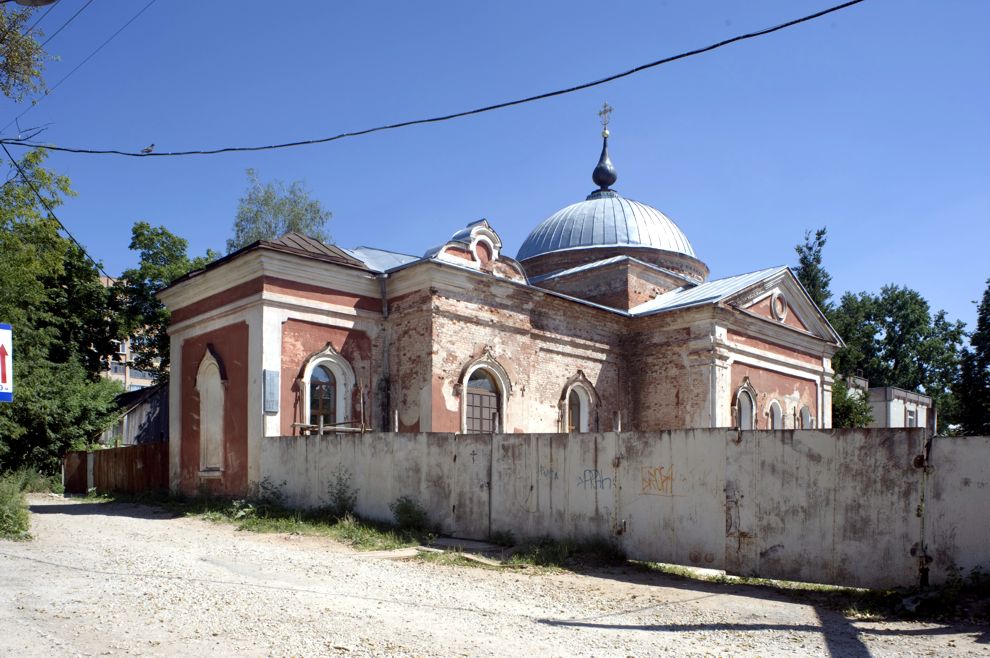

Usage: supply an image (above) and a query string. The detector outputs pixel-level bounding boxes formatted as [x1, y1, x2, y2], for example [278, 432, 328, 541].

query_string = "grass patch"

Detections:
[0, 472, 30, 539]
[0, 467, 62, 539]
[505, 536, 626, 571]
[102, 490, 431, 552]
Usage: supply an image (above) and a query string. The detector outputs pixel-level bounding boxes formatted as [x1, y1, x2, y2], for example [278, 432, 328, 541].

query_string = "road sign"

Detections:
[0, 323, 12, 403]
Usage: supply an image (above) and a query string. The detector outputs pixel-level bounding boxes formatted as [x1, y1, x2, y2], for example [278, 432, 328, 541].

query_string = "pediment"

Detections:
[726, 269, 841, 345]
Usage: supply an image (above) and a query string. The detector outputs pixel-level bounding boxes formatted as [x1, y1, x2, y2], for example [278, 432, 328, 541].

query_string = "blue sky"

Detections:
[2, 0, 987, 330]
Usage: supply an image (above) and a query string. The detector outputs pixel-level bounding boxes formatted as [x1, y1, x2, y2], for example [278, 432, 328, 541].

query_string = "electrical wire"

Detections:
[1, 0, 158, 134]
[0, 142, 112, 280]
[40, 0, 93, 47]
[0, 0, 867, 158]
[26, 0, 62, 33]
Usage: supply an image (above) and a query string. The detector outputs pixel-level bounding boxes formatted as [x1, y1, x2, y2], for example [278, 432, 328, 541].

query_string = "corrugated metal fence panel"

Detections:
[90, 443, 168, 494]
[63, 451, 88, 494]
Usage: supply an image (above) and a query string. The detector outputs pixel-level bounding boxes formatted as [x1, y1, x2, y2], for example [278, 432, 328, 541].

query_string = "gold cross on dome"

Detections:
[598, 102, 613, 129]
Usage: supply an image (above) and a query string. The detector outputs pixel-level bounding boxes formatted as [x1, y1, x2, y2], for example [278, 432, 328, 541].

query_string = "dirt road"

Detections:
[0, 495, 986, 657]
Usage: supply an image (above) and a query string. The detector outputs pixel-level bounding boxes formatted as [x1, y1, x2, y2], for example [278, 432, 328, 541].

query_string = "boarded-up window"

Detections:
[196, 349, 225, 472]
[466, 369, 499, 433]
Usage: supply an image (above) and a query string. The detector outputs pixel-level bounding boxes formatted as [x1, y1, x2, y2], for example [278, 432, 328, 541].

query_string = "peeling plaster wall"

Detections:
[261, 428, 986, 590]
[925, 435, 990, 582]
[429, 284, 626, 433]
[388, 290, 435, 432]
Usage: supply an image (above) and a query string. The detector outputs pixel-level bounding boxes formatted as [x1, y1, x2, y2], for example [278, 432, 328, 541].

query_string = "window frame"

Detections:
[299, 343, 355, 432]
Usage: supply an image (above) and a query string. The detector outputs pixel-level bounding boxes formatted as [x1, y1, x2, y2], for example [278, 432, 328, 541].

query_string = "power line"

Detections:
[1, 0, 158, 135]
[0, 142, 113, 281]
[0, 0, 867, 159]
[26, 0, 62, 33]
[40, 0, 93, 47]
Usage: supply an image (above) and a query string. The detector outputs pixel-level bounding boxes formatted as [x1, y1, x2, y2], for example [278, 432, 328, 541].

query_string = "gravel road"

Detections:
[0, 495, 987, 657]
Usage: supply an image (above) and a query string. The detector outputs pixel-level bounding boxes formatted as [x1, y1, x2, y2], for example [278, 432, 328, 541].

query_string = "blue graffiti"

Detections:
[576, 469, 613, 490]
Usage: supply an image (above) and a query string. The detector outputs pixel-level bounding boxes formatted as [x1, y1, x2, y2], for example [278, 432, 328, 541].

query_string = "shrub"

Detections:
[389, 495, 430, 532]
[0, 472, 30, 538]
[326, 465, 357, 520]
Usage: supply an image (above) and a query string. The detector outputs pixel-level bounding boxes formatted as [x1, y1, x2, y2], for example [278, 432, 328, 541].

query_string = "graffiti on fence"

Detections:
[577, 468, 614, 490]
[641, 465, 674, 496]
[539, 465, 559, 481]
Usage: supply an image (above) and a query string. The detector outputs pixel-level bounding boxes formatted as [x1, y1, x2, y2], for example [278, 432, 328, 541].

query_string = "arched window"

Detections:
[768, 400, 783, 430]
[299, 343, 355, 433]
[565, 386, 593, 432]
[466, 368, 500, 433]
[736, 390, 755, 430]
[310, 365, 337, 427]
[195, 347, 226, 474]
[800, 405, 812, 429]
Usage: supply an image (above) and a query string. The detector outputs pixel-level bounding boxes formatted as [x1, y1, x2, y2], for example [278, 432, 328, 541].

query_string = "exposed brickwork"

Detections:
[746, 296, 810, 333]
[279, 319, 379, 434]
[537, 259, 690, 310]
[387, 289, 434, 432]
[730, 362, 818, 429]
[430, 282, 627, 433]
[521, 245, 709, 283]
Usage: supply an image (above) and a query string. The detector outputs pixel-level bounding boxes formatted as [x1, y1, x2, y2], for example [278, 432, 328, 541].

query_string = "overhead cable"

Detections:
[1, 0, 158, 135]
[0, 0, 867, 158]
[0, 142, 113, 280]
[40, 0, 94, 47]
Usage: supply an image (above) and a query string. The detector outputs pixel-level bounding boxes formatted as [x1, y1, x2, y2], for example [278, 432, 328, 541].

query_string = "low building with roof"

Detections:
[159, 123, 842, 496]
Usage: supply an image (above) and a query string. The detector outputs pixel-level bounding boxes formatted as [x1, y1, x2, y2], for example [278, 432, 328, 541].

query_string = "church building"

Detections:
[160, 123, 842, 496]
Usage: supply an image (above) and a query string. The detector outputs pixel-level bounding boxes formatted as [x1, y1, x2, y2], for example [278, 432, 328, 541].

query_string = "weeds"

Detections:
[506, 536, 626, 570]
[389, 495, 430, 532]
[0, 472, 30, 539]
[326, 465, 357, 520]
[0, 467, 62, 539]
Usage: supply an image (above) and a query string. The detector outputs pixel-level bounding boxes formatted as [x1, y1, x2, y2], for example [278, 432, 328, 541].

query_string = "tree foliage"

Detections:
[957, 279, 990, 435]
[830, 285, 964, 432]
[227, 168, 332, 252]
[114, 223, 217, 377]
[831, 378, 873, 429]
[794, 227, 832, 313]
[0, 6, 47, 102]
[0, 150, 121, 472]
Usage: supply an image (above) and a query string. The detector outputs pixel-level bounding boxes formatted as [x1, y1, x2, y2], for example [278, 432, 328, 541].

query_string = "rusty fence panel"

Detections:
[89, 443, 168, 494]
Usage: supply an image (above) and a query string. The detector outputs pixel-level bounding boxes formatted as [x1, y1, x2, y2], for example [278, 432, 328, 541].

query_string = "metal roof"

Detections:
[629, 266, 788, 316]
[529, 255, 696, 285]
[342, 246, 420, 273]
[517, 193, 696, 261]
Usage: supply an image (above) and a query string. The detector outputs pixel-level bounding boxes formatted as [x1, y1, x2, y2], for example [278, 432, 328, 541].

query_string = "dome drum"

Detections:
[521, 244, 709, 283]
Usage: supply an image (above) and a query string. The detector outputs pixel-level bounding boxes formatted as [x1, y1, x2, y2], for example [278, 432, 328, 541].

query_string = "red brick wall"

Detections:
[280, 319, 376, 435]
[180, 322, 249, 496]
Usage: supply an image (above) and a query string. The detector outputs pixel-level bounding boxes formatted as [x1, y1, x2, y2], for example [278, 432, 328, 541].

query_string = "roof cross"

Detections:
[597, 102, 613, 133]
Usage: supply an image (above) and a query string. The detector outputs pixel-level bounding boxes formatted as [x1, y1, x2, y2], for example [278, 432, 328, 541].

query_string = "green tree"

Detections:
[794, 227, 832, 313]
[830, 285, 964, 432]
[0, 5, 47, 101]
[831, 378, 873, 428]
[227, 168, 332, 252]
[115, 222, 217, 377]
[957, 279, 990, 435]
[0, 150, 121, 472]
